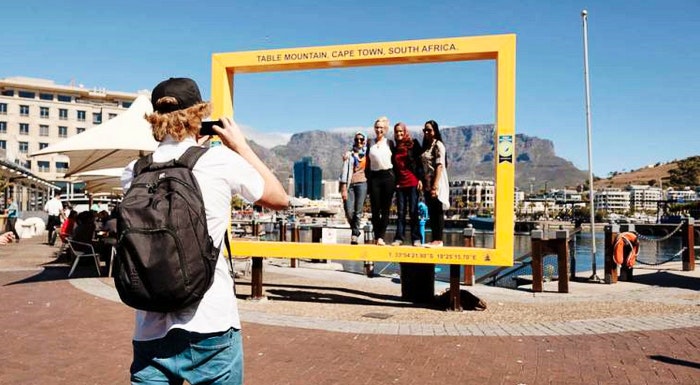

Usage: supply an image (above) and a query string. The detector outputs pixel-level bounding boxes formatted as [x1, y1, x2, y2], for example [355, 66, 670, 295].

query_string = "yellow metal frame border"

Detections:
[211, 34, 515, 266]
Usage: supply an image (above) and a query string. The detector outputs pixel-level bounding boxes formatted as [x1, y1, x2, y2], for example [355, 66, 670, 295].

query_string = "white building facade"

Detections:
[0, 77, 141, 183]
[593, 188, 631, 213]
[627, 185, 662, 213]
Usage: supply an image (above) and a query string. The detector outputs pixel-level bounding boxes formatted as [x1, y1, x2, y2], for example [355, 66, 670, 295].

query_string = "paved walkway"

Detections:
[1, 236, 698, 384]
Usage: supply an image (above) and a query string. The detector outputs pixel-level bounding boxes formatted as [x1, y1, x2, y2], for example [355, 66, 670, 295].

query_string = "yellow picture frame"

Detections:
[211, 34, 515, 266]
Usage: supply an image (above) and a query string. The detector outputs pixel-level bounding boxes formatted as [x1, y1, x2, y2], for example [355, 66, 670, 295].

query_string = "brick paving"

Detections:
[1, 236, 699, 384]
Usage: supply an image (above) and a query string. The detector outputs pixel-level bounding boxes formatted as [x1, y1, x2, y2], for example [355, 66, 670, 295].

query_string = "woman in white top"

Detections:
[365, 116, 395, 247]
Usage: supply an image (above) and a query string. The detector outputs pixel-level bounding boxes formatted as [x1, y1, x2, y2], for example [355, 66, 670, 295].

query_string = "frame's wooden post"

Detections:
[250, 257, 264, 300]
[463, 225, 475, 286]
[555, 229, 569, 293]
[449, 264, 462, 311]
[290, 222, 299, 268]
[530, 228, 544, 293]
[278, 219, 287, 242]
[682, 217, 695, 271]
[250, 218, 264, 299]
[604, 224, 619, 284]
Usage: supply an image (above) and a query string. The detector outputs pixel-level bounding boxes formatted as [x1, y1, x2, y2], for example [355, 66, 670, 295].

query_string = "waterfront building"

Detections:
[666, 188, 697, 202]
[293, 156, 322, 200]
[321, 179, 339, 199]
[449, 180, 495, 211]
[550, 189, 583, 203]
[514, 189, 525, 208]
[593, 188, 631, 213]
[627, 185, 662, 213]
[0, 76, 141, 185]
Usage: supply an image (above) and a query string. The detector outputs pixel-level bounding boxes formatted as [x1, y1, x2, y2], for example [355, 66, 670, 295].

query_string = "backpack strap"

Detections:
[133, 154, 154, 177]
[177, 146, 209, 170]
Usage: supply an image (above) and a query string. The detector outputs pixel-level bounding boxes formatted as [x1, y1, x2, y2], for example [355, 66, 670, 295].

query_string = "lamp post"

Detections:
[582, 9, 600, 282]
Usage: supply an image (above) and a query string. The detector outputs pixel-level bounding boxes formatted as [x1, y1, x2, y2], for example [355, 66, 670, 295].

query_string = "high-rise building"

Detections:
[293, 157, 322, 200]
[0, 76, 143, 184]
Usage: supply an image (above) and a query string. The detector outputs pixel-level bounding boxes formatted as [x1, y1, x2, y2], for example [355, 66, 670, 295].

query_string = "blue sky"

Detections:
[1, 0, 698, 178]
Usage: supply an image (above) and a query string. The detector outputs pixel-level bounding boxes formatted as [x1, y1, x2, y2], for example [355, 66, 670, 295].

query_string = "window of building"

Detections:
[40, 125, 49, 136]
[77, 110, 86, 121]
[0, 140, 5, 149]
[0, 103, 6, 114]
[108, 113, 117, 120]
[38, 161, 50, 172]
[122, 101, 132, 108]
[57, 95, 72, 102]
[0, 121, 6, 133]
[18, 91, 35, 99]
[39, 93, 54, 101]
[39, 142, 49, 150]
[58, 126, 68, 138]
[1, 90, 13, 97]
[19, 141, 29, 153]
[93, 112, 102, 124]
[59, 108, 68, 120]
[56, 162, 69, 173]
[76, 127, 85, 134]
[19, 123, 29, 135]
[40, 106, 50, 118]
[20, 105, 29, 116]
[21, 160, 31, 169]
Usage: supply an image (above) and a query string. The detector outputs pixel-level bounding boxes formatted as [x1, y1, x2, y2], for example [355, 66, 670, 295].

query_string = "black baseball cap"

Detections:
[151, 77, 203, 113]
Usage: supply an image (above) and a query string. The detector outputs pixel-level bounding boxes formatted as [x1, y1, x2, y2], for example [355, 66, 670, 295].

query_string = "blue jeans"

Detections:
[343, 182, 367, 237]
[131, 328, 243, 385]
[394, 186, 420, 243]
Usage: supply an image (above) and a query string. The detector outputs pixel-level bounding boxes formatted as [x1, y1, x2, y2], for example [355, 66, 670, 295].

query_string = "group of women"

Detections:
[339, 117, 449, 248]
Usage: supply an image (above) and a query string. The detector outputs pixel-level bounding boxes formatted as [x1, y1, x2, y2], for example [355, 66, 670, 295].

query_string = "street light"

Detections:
[582, 9, 600, 282]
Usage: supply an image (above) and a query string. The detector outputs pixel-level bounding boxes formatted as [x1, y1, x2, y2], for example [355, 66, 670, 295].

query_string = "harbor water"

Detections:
[260, 225, 685, 283]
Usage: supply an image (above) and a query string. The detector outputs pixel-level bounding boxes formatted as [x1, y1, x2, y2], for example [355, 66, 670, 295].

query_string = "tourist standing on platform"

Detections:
[420, 120, 450, 247]
[391, 122, 424, 246]
[4, 196, 20, 242]
[122, 77, 288, 385]
[44, 192, 64, 246]
[366, 116, 395, 246]
[339, 132, 368, 245]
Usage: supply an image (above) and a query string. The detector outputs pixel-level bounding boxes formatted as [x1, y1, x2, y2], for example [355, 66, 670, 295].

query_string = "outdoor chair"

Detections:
[66, 238, 102, 278]
[107, 245, 117, 278]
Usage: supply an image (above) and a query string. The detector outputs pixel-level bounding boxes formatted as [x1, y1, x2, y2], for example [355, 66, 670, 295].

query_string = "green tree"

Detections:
[668, 156, 700, 187]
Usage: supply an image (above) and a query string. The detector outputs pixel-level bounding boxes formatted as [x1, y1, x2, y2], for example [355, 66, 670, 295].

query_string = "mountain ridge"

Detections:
[248, 124, 588, 190]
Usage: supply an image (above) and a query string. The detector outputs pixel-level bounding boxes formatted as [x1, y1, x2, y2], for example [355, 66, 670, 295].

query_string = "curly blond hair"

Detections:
[145, 97, 211, 142]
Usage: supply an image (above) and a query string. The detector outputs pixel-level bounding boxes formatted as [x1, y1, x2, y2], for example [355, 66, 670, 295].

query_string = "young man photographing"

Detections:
[122, 77, 288, 384]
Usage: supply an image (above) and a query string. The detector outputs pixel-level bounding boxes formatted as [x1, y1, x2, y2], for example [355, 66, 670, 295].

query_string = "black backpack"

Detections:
[114, 146, 219, 312]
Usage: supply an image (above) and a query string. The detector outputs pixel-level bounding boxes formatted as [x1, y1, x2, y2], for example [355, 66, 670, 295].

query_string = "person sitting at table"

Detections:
[59, 211, 78, 243]
[71, 211, 97, 253]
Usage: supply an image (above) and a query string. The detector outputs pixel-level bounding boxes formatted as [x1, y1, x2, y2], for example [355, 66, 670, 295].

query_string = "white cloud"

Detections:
[239, 123, 430, 148]
[238, 123, 292, 148]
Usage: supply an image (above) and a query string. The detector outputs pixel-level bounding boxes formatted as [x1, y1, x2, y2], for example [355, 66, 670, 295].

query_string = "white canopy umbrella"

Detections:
[30, 94, 157, 176]
[72, 168, 124, 195]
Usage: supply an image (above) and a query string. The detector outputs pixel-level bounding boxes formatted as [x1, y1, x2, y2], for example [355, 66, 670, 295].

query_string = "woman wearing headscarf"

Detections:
[339, 132, 368, 245]
[420, 120, 449, 247]
[391, 122, 424, 246]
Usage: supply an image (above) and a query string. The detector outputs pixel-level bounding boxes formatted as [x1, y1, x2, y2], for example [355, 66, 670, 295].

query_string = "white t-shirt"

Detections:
[368, 137, 393, 171]
[121, 136, 264, 341]
[45, 198, 63, 216]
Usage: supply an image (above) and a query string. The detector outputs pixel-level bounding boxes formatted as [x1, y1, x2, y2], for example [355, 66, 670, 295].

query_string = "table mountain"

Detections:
[252, 125, 587, 190]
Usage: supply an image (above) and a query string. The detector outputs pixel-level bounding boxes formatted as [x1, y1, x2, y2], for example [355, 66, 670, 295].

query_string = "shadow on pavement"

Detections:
[236, 281, 439, 309]
[4, 264, 105, 286]
[649, 355, 700, 369]
[628, 270, 699, 291]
